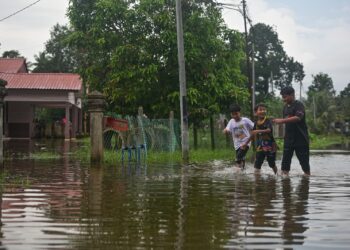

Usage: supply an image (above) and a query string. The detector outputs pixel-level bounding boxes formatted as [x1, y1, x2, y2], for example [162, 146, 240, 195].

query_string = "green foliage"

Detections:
[261, 96, 284, 118]
[32, 24, 78, 73]
[305, 73, 338, 134]
[340, 82, 350, 98]
[308, 72, 335, 97]
[306, 90, 337, 134]
[0, 170, 32, 190]
[335, 83, 350, 125]
[308, 133, 344, 149]
[67, 0, 247, 120]
[35, 108, 65, 122]
[2, 50, 21, 58]
[248, 23, 305, 101]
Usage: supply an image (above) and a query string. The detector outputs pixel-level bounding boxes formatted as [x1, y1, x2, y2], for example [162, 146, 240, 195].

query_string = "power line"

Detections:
[0, 0, 42, 23]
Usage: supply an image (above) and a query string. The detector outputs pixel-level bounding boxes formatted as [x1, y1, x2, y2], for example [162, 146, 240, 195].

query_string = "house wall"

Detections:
[6, 102, 33, 138]
[7, 102, 32, 123]
[4, 89, 83, 139]
[5, 89, 72, 103]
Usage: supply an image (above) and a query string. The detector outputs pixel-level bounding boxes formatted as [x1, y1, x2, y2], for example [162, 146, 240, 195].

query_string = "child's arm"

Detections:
[241, 128, 271, 148]
[251, 128, 271, 135]
[223, 128, 230, 134]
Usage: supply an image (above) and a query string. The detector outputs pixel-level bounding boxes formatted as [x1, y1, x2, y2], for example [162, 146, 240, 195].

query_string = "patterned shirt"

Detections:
[225, 117, 254, 150]
[253, 117, 277, 152]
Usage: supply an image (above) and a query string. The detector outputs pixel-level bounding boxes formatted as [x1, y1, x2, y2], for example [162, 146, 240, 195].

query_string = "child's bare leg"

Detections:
[272, 166, 278, 174]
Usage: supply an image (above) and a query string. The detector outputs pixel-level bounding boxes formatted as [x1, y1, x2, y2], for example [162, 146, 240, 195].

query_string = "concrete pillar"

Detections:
[4, 102, 8, 137]
[78, 108, 83, 135]
[71, 106, 78, 139]
[169, 111, 176, 152]
[0, 79, 7, 167]
[64, 105, 71, 140]
[87, 91, 105, 163]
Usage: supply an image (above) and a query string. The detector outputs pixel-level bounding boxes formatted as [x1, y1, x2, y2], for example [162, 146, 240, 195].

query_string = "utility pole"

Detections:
[299, 81, 303, 100]
[0, 79, 7, 168]
[242, 0, 253, 117]
[176, 0, 189, 163]
[251, 43, 256, 111]
[270, 71, 274, 93]
[313, 96, 316, 124]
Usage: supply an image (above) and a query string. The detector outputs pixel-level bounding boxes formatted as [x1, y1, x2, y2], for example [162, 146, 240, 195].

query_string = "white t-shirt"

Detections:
[225, 117, 254, 150]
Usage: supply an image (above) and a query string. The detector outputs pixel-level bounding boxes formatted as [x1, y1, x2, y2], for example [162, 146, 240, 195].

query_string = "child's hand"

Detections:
[250, 130, 258, 136]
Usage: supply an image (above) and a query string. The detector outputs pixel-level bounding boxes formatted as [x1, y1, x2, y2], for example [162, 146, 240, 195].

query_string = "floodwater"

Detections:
[1, 141, 350, 249]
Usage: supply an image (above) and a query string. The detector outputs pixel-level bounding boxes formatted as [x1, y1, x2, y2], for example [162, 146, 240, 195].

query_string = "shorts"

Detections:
[235, 147, 249, 164]
[254, 150, 276, 169]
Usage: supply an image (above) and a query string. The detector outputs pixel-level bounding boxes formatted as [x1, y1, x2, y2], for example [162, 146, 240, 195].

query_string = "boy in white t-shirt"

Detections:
[223, 104, 254, 169]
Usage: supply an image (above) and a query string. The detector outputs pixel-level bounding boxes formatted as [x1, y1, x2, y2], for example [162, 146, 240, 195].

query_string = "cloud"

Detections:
[0, 0, 68, 60]
[223, 0, 350, 92]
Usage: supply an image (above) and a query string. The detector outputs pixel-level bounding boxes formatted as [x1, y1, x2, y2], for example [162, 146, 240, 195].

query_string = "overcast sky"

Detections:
[0, 0, 349, 93]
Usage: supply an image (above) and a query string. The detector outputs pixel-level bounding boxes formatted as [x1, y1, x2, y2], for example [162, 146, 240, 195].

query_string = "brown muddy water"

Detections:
[1, 140, 350, 249]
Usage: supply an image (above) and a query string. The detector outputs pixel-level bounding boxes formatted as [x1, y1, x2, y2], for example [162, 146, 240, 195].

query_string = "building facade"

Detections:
[0, 58, 83, 140]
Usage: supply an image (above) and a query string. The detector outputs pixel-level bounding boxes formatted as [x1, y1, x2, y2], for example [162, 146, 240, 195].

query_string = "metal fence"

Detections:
[103, 114, 181, 154]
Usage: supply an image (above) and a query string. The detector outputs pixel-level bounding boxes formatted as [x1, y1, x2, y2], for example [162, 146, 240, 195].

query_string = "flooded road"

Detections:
[1, 141, 350, 249]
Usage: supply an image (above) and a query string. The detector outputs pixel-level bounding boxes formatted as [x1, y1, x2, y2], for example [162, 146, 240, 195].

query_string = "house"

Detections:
[0, 58, 83, 140]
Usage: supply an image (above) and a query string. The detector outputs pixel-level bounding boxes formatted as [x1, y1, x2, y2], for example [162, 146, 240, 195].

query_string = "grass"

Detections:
[29, 151, 62, 160]
[7, 133, 346, 164]
[309, 133, 345, 149]
[0, 170, 32, 191]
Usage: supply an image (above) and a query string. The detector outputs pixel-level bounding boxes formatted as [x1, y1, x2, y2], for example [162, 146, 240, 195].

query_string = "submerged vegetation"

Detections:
[68, 134, 348, 165]
[3, 133, 347, 165]
[0, 170, 31, 190]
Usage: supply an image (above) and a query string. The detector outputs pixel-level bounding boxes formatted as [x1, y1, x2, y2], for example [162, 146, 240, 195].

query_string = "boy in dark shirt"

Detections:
[273, 86, 311, 176]
[243, 103, 278, 174]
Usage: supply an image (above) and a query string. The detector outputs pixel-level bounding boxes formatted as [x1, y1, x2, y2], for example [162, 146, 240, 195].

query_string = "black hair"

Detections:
[254, 103, 267, 112]
[229, 104, 241, 113]
[280, 86, 295, 96]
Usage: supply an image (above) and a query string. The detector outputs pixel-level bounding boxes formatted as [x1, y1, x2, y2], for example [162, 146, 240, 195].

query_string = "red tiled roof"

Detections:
[0, 73, 82, 90]
[0, 58, 27, 73]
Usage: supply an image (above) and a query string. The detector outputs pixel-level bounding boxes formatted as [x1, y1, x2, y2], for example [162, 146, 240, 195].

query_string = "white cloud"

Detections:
[223, 0, 350, 93]
[0, 0, 69, 60]
[1, 0, 349, 92]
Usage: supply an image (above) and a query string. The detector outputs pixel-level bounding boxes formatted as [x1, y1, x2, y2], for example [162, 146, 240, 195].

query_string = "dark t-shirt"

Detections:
[253, 117, 277, 152]
[283, 100, 309, 146]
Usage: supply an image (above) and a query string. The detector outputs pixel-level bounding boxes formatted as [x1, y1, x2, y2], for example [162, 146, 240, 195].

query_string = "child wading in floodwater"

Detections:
[243, 103, 278, 174]
[223, 104, 254, 169]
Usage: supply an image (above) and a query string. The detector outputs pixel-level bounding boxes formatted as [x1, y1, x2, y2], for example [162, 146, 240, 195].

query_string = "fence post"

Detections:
[87, 91, 105, 163]
[137, 106, 147, 158]
[169, 111, 176, 152]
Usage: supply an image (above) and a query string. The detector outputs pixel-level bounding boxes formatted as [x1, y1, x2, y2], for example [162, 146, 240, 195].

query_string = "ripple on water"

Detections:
[1, 152, 350, 249]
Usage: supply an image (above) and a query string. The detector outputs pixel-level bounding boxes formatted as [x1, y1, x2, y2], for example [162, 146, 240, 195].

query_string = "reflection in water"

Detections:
[251, 174, 277, 228]
[281, 177, 309, 245]
[1, 141, 350, 249]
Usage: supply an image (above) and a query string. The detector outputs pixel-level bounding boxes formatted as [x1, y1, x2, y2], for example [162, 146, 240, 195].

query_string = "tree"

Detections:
[32, 24, 77, 73]
[339, 82, 350, 98]
[337, 83, 350, 124]
[306, 73, 337, 134]
[2, 50, 21, 58]
[67, 0, 247, 119]
[248, 23, 305, 101]
[308, 72, 335, 97]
